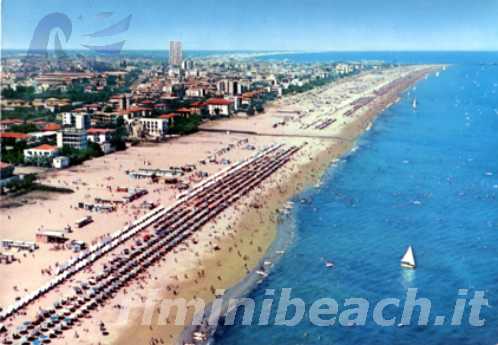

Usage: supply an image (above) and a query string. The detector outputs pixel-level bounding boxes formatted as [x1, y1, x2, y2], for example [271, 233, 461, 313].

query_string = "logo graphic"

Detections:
[23, 11, 132, 63]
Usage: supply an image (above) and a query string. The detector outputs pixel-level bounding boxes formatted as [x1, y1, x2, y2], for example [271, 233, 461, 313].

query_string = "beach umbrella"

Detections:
[52, 302, 61, 310]
[17, 325, 28, 335]
[47, 329, 57, 338]
[39, 323, 48, 332]
[63, 317, 74, 326]
[54, 325, 62, 334]
[33, 334, 49, 344]
[2, 337, 13, 344]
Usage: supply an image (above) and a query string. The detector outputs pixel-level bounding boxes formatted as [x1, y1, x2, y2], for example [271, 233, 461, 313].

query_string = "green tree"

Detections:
[170, 115, 202, 135]
[10, 123, 39, 133]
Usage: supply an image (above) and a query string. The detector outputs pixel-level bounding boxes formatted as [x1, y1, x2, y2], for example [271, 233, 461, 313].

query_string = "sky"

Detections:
[1, 0, 498, 51]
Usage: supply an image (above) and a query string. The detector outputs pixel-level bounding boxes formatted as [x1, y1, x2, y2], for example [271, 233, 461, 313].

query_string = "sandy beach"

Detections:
[0, 65, 439, 345]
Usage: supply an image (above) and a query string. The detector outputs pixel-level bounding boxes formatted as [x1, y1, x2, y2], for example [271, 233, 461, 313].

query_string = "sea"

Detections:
[212, 53, 498, 345]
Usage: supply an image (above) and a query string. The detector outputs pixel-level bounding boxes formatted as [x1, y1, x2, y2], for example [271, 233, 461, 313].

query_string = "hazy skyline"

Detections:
[2, 0, 498, 51]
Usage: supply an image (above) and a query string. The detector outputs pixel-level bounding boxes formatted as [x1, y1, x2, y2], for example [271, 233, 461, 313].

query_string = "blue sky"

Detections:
[2, 0, 498, 51]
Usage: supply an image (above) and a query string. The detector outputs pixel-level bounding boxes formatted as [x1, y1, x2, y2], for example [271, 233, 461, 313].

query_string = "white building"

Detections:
[57, 128, 88, 149]
[61, 112, 91, 129]
[137, 118, 169, 138]
[181, 59, 194, 70]
[207, 98, 235, 116]
[87, 128, 115, 154]
[87, 128, 114, 144]
[216, 79, 248, 96]
[335, 63, 354, 75]
[52, 156, 70, 169]
[186, 86, 207, 98]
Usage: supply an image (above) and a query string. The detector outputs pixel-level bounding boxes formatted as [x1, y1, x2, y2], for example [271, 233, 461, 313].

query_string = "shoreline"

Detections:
[0, 65, 441, 345]
[177, 66, 440, 345]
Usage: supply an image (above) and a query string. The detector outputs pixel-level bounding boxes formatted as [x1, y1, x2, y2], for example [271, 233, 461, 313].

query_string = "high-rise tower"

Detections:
[169, 41, 183, 66]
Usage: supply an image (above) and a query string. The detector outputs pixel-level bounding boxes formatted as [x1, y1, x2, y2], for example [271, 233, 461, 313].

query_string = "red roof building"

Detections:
[87, 128, 115, 134]
[206, 98, 235, 116]
[43, 123, 62, 132]
[0, 132, 32, 140]
[159, 113, 179, 119]
[31, 144, 58, 152]
[207, 98, 234, 106]
[191, 101, 207, 108]
[24, 144, 59, 164]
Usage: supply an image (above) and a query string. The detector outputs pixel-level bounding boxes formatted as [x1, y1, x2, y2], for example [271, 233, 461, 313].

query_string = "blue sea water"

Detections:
[257, 51, 498, 65]
[215, 59, 498, 344]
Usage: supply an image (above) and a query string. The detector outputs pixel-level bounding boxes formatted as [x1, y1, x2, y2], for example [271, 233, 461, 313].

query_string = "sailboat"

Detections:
[401, 246, 416, 269]
[412, 98, 417, 110]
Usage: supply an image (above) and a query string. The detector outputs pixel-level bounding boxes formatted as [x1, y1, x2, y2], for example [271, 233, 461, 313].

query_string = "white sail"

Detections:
[401, 246, 416, 269]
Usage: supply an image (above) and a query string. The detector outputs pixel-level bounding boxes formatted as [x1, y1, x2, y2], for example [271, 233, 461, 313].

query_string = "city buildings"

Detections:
[169, 41, 183, 66]
[0, 49, 364, 172]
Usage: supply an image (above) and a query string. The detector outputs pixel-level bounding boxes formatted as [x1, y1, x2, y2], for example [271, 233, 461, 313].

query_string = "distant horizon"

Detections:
[3, 48, 498, 53]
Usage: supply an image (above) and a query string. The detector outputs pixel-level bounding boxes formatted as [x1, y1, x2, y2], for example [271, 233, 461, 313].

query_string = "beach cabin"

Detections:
[0, 253, 16, 264]
[35, 231, 68, 244]
[1, 240, 38, 251]
[75, 216, 93, 228]
[69, 240, 87, 253]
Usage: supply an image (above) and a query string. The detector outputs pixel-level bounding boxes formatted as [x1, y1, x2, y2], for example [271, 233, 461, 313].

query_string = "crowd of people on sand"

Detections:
[271, 68, 423, 135]
[1, 144, 302, 345]
[1, 137, 261, 304]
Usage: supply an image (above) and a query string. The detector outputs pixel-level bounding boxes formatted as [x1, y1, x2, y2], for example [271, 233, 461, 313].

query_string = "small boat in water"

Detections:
[401, 246, 416, 269]
[321, 257, 335, 268]
[412, 98, 417, 109]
